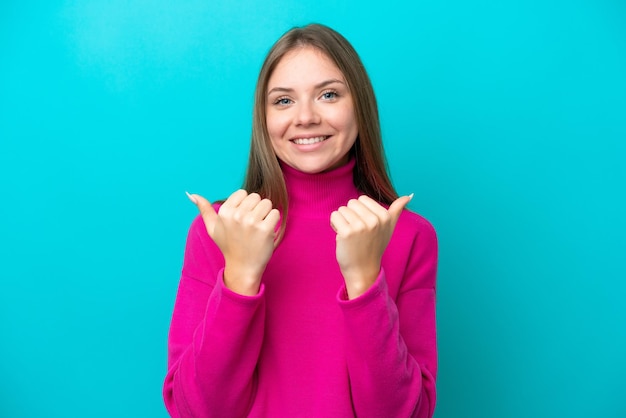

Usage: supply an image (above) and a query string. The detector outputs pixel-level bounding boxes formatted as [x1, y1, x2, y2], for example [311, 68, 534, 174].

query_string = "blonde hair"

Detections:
[244, 23, 398, 239]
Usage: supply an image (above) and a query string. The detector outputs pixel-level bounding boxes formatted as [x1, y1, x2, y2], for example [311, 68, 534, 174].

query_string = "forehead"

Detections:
[267, 46, 345, 89]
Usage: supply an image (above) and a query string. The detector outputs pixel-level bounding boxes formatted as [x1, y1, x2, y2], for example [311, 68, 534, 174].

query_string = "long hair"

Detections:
[244, 23, 398, 239]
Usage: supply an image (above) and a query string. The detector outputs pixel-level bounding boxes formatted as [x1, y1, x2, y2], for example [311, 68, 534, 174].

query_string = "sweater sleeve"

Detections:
[337, 214, 438, 418]
[163, 215, 266, 418]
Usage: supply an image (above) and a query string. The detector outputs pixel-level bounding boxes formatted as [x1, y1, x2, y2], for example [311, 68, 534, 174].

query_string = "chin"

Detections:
[300, 156, 350, 174]
[294, 164, 327, 174]
[297, 161, 338, 174]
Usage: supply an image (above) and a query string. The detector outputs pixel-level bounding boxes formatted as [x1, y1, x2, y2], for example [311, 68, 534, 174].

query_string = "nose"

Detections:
[295, 100, 321, 126]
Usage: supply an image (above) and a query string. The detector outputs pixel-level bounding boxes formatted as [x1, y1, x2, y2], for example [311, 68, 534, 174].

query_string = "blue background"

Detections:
[1, 1, 625, 417]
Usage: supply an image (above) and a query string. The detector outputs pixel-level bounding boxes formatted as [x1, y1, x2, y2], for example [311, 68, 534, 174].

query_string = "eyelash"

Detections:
[272, 89, 340, 106]
[320, 89, 339, 100]
[273, 97, 293, 105]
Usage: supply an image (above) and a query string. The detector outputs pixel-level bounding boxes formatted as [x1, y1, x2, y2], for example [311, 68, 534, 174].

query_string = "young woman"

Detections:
[163, 24, 438, 417]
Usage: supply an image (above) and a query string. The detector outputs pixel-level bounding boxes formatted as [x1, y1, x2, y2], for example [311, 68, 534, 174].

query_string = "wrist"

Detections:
[342, 266, 379, 299]
[223, 265, 262, 296]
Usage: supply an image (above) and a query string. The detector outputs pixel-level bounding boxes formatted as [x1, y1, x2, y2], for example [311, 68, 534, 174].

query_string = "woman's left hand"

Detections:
[330, 194, 412, 299]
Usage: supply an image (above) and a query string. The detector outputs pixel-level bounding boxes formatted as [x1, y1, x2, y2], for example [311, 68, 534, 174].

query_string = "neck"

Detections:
[280, 158, 359, 218]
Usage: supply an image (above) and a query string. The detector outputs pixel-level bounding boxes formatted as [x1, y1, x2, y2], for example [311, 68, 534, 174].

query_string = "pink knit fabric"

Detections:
[163, 159, 438, 417]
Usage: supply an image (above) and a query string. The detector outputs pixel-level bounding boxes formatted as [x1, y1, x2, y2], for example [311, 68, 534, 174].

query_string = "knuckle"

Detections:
[232, 210, 244, 223]
[351, 222, 365, 233]
[365, 219, 379, 231]
[260, 199, 273, 210]
[242, 214, 256, 227]
[230, 189, 247, 200]
[260, 222, 275, 234]
[338, 229, 352, 239]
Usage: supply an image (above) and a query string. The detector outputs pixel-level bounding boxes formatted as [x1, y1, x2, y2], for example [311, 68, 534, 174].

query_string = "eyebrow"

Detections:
[267, 79, 346, 96]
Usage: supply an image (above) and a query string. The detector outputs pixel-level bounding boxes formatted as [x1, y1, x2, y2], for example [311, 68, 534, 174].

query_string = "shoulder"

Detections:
[183, 205, 224, 282]
[186, 203, 223, 250]
[188, 203, 223, 235]
[395, 208, 437, 245]
[189, 213, 206, 234]
[383, 208, 438, 291]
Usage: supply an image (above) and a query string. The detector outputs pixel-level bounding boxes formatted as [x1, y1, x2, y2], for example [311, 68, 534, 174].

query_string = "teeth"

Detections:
[292, 136, 328, 145]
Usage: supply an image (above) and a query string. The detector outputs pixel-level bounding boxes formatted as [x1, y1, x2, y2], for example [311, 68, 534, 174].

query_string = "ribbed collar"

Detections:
[281, 158, 360, 218]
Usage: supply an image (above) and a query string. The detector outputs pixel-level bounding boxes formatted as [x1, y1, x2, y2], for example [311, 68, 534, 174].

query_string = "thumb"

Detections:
[186, 192, 218, 236]
[388, 193, 414, 225]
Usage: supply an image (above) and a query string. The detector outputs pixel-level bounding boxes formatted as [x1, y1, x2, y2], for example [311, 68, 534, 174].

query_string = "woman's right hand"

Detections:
[186, 189, 280, 296]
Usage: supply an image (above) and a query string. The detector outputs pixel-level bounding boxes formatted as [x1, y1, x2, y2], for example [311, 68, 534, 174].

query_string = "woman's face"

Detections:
[266, 46, 358, 174]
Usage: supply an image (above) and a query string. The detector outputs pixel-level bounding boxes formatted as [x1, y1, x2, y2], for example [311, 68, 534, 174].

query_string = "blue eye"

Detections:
[274, 97, 292, 105]
[321, 91, 337, 100]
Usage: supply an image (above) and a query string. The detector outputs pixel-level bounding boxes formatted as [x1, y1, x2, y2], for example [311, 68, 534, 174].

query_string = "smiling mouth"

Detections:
[291, 136, 329, 145]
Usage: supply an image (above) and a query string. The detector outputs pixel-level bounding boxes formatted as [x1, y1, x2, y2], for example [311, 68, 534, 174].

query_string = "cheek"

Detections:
[328, 101, 357, 132]
[335, 109, 358, 139]
[266, 111, 288, 139]
[266, 115, 288, 157]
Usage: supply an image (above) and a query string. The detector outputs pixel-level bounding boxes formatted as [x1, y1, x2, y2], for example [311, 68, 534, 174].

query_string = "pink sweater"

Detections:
[163, 159, 438, 417]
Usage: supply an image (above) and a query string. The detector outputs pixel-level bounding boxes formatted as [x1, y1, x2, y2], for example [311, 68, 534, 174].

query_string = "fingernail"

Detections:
[408, 193, 414, 201]
[185, 191, 198, 204]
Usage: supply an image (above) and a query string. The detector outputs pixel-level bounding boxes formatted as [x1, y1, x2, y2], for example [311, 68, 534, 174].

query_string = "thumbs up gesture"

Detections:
[330, 194, 412, 299]
[186, 190, 281, 296]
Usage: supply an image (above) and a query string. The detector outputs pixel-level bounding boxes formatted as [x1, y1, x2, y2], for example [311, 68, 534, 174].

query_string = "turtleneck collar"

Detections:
[280, 158, 360, 218]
